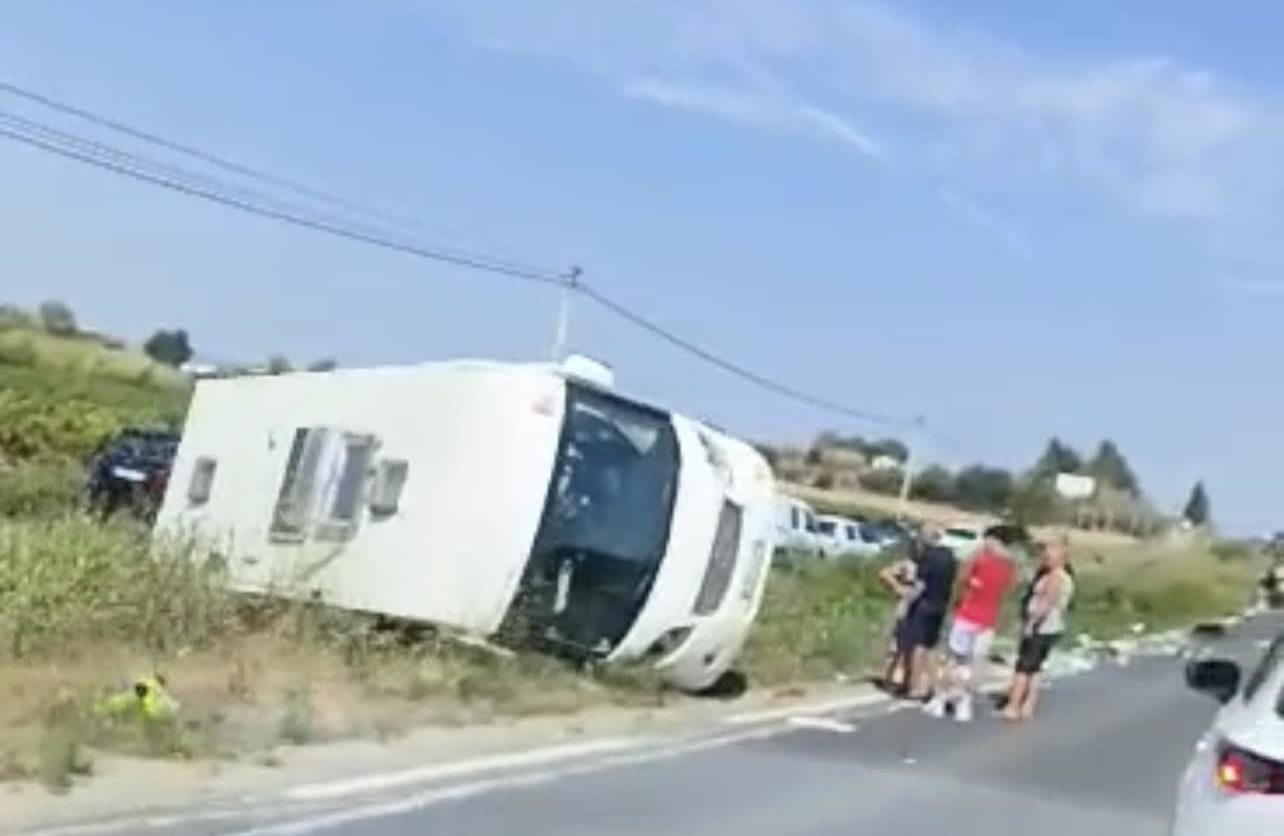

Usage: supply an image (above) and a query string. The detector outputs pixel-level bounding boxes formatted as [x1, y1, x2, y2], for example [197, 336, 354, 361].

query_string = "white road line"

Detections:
[722, 691, 887, 726]
[285, 737, 644, 801]
[786, 715, 857, 733]
[222, 726, 785, 836]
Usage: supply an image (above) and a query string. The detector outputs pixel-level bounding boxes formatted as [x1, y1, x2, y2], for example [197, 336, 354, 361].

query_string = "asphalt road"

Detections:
[20, 615, 1281, 836]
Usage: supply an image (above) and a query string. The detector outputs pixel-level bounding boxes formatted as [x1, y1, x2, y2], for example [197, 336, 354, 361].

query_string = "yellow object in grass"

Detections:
[93, 674, 178, 721]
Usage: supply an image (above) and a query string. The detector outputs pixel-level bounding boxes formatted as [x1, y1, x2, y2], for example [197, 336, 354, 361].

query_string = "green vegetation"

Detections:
[0, 318, 189, 464]
[775, 432, 1164, 536]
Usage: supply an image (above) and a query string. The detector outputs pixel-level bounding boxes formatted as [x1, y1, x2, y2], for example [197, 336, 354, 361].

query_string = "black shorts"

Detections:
[1015, 633, 1060, 674]
[897, 603, 946, 651]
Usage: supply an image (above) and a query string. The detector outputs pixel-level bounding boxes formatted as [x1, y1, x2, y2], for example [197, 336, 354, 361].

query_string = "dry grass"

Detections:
[0, 516, 665, 791]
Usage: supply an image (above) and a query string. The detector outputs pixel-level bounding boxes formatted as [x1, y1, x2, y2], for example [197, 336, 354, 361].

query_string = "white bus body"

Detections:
[154, 358, 777, 691]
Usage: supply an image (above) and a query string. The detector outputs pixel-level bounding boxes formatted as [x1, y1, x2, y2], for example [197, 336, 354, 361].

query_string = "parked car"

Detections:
[939, 523, 984, 558]
[1173, 634, 1284, 835]
[938, 522, 1030, 561]
[85, 427, 180, 522]
[863, 517, 912, 549]
[814, 515, 884, 559]
[774, 496, 820, 556]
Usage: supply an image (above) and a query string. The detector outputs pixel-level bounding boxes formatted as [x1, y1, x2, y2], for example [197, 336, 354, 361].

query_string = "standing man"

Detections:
[926, 528, 1017, 722]
[895, 524, 957, 700]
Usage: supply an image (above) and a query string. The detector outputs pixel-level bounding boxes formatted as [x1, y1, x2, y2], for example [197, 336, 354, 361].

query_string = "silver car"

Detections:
[1173, 632, 1284, 834]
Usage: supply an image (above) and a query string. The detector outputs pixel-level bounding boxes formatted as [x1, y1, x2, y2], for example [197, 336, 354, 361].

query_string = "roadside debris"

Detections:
[93, 674, 180, 722]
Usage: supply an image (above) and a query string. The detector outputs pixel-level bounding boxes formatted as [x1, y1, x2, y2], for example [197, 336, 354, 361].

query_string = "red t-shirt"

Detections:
[954, 549, 1015, 628]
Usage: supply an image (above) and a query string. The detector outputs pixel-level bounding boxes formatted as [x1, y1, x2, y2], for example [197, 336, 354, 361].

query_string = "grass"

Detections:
[0, 326, 184, 389]
[741, 537, 1264, 690]
[741, 557, 895, 685]
[0, 327, 190, 465]
[0, 515, 667, 790]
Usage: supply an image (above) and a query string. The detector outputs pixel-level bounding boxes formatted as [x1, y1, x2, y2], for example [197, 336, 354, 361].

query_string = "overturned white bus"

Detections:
[153, 356, 777, 691]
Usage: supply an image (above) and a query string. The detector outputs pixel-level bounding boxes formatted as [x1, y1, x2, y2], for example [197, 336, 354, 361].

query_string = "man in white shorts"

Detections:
[927, 533, 1016, 722]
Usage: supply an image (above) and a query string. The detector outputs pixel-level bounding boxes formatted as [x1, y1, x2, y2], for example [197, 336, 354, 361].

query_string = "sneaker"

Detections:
[923, 698, 947, 719]
[954, 697, 974, 723]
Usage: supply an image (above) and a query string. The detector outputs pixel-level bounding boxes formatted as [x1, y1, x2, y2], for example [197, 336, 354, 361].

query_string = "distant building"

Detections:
[179, 361, 221, 379]
[869, 454, 902, 472]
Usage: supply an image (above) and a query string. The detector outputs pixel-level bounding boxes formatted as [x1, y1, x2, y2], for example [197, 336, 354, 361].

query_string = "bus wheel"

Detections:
[698, 669, 748, 700]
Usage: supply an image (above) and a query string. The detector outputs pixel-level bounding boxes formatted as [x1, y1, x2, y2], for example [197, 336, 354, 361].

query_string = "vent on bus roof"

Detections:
[560, 354, 615, 389]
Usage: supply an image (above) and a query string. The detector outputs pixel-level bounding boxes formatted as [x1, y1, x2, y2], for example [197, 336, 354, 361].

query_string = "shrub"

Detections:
[0, 517, 234, 659]
[0, 463, 81, 518]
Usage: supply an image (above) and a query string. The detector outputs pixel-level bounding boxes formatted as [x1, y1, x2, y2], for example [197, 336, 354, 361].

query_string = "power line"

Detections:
[0, 80, 407, 228]
[0, 79, 560, 281]
[0, 115, 565, 287]
[0, 100, 918, 429]
[578, 283, 905, 427]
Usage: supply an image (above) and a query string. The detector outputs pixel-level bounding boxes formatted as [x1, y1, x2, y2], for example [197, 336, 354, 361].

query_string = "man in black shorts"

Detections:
[897, 524, 957, 699]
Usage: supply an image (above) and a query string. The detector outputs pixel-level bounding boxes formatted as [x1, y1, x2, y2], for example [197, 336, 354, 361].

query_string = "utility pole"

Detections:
[550, 265, 581, 362]
[897, 414, 926, 520]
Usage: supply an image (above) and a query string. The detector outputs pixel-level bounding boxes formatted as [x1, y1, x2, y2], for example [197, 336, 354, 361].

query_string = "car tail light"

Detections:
[1216, 739, 1284, 795]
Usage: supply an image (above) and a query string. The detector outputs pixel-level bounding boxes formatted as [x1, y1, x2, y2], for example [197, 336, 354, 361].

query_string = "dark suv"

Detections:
[85, 428, 180, 522]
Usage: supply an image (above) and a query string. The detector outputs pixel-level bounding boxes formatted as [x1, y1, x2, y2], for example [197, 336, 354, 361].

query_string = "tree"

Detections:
[1183, 481, 1211, 528]
[38, 300, 77, 335]
[1087, 439, 1140, 497]
[952, 464, 1015, 512]
[0, 304, 33, 329]
[267, 354, 293, 375]
[865, 437, 909, 464]
[910, 464, 955, 503]
[1031, 437, 1083, 481]
[306, 358, 339, 372]
[1009, 478, 1061, 526]
[143, 329, 194, 367]
[858, 468, 904, 496]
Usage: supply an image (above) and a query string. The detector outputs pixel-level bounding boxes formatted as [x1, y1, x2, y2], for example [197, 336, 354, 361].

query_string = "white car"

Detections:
[774, 496, 820, 556]
[1173, 633, 1284, 835]
[814, 515, 884, 560]
[940, 523, 984, 558]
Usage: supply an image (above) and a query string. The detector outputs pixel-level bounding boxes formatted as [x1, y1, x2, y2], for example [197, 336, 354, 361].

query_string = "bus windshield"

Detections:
[502, 383, 680, 657]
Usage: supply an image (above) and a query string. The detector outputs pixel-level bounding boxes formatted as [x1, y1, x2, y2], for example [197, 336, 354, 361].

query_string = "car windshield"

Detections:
[107, 432, 178, 463]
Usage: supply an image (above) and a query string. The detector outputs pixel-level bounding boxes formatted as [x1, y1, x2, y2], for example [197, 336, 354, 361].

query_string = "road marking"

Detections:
[723, 691, 886, 726]
[786, 715, 857, 733]
[223, 726, 785, 836]
[286, 737, 643, 801]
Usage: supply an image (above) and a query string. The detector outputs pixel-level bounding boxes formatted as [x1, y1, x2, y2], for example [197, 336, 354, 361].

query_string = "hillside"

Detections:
[0, 325, 189, 465]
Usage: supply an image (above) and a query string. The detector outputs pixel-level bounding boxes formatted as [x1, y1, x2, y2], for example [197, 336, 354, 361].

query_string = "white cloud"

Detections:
[429, 0, 1277, 221]
[620, 75, 890, 167]
[422, 0, 1284, 273]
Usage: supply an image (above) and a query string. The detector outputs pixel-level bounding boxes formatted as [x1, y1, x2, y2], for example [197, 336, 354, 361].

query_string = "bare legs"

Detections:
[1002, 672, 1040, 721]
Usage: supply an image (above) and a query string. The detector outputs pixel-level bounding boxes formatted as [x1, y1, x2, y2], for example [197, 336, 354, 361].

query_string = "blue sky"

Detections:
[2, 1, 1282, 533]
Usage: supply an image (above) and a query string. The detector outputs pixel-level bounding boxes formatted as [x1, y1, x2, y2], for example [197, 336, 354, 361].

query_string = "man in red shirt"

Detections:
[926, 531, 1018, 722]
